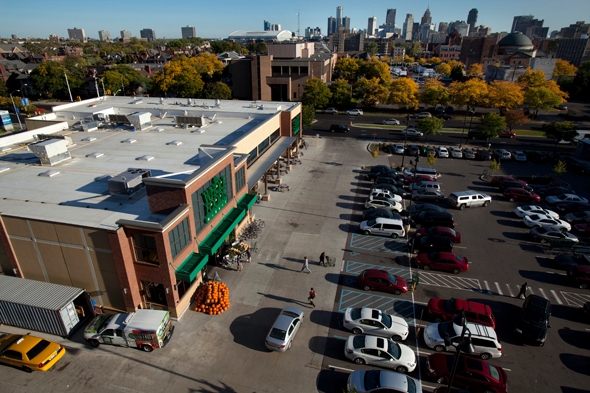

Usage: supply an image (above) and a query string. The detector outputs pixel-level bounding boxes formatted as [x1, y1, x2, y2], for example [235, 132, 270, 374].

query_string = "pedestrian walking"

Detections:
[300, 256, 311, 273]
[308, 288, 316, 308]
[517, 282, 528, 299]
[319, 252, 326, 266]
[236, 258, 243, 271]
[246, 249, 251, 263]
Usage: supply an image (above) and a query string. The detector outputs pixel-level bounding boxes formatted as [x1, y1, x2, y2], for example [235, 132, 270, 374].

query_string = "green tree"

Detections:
[418, 117, 444, 140]
[553, 160, 567, 176]
[427, 154, 437, 168]
[0, 78, 7, 97]
[365, 42, 378, 56]
[301, 105, 315, 129]
[405, 41, 423, 57]
[476, 113, 506, 141]
[489, 160, 500, 175]
[328, 79, 352, 108]
[31, 61, 75, 99]
[571, 61, 590, 100]
[334, 58, 362, 83]
[204, 82, 232, 99]
[101, 64, 146, 95]
[450, 65, 464, 81]
[523, 87, 563, 118]
[505, 110, 529, 132]
[518, 68, 547, 87]
[542, 121, 578, 146]
[301, 78, 331, 108]
[420, 83, 450, 107]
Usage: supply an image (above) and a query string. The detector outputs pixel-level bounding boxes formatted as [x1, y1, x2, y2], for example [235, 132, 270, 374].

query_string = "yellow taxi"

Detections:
[0, 333, 66, 372]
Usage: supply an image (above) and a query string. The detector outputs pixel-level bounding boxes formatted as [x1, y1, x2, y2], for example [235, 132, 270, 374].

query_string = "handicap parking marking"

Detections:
[417, 271, 483, 292]
[560, 291, 590, 307]
[345, 260, 412, 280]
[339, 288, 416, 320]
[349, 233, 409, 254]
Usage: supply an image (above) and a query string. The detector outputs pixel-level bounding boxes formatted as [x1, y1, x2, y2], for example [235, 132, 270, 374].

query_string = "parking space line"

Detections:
[265, 251, 271, 261]
[550, 290, 563, 304]
[528, 287, 535, 296]
[329, 365, 354, 372]
[506, 284, 514, 297]
[484, 280, 491, 294]
[538, 288, 548, 299]
[495, 282, 503, 296]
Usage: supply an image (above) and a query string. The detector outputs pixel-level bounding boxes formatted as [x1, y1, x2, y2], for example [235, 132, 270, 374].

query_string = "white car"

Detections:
[415, 112, 432, 118]
[436, 147, 449, 158]
[514, 205, 560, 219]
[365, 197, 403, 213]
[347, 109, 364, 116]
[401, 128, 423, 137]
[264, 306, 304, 352]
[370, 189, 403, 203]
[343, 307, 409, 341]
[512, 151, 527, 162]
[449, 147, 463, 158]
[324, 108, 338, 114]
[494, 149, 511, 159]
[392, 144, 405, 154]
[382, 118, 400, 125]
[523, 214, 571, 231]
[344, 335, 417, 373]
[546, 194, 589, 205]
[347, 369, 422, 393]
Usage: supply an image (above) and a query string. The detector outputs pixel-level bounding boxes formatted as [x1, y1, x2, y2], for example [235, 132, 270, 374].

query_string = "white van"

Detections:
[448, 190, 492, 210]
[404, 167, 441, 179]
[360, 217, 405, 238]
[417, 181, 441, 192]
[423, 321, 502, 359]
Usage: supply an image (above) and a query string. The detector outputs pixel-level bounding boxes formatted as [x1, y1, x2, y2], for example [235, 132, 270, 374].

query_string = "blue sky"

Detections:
[2, 0, 589, 40]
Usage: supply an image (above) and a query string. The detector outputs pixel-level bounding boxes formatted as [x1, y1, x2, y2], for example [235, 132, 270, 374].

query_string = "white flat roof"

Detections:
[0, 97, 299, 229]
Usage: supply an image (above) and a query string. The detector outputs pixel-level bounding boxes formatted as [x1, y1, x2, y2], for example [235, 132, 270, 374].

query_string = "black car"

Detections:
[437, 113, 453, 120]
[330, 124, 350, 133]
[536, 186, 573, 198]
[366, 167, 398, 182]
[375, 176, 405, 189]
[406, 145, 421, 156]
[553, 253, 590, 269]
[499, 179, 532, 192]
[373, 183, 409, 198]
[515, 295, 551, 346]
[361, 208, 402, 221]
[402, 203, 447, 216]
[410, 211, 454, 229]
[409, 235, 454, 254]
[475, 150, 492, 161]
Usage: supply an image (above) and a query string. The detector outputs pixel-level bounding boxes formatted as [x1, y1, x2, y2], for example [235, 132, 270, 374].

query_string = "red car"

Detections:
[556, 202, 590, 214]
[415, 252, 469, 274]
[503, 187, 541, 203]
[499, 131, 516, 138]
[404, 174, 436, 184]
[490, 175, 514, 187]
[358, 269, 408, 295]
[573, 223, 590, 238]
[414, 226, 462, 243]
[426, 353, 508, 393]
[427, 298, 496, 329]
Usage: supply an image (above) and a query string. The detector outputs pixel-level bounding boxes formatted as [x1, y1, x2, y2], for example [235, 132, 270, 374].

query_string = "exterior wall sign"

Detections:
[202, 176, 228, 222]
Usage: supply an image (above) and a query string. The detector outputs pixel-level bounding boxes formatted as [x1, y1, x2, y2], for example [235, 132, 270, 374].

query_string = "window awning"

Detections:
[198, 207, 246, 255]
[247, 136, 296, 190]
[175, 252, 209, 282]
[238, 193, 258, 210]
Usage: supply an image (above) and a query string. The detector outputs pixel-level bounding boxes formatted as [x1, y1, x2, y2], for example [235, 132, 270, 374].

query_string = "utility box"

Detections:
[28, 139, 71, 166]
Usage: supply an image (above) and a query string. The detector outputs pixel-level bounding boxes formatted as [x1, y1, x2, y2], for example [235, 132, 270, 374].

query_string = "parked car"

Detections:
[553, 253, 590, 269]
[344, 335, 417, 373]
[498, 178, 529, 191]
[360, 217, 405, 238]
[463, 149, 475, 159]
[361, 208, 400, 221]
[536, 186, 573, 198]
[436, 147, 449, 158]
[373, 184, 409, 199]
[503, 188, 541, 203]
[265, 306, 304, 352]
[564, 211, 590, 224]
[410, 211, 454, 229]
[448, 191, 492, 210]
[414, 252, 469, 274]
[358, 269, 408, 295]
[574, 223, 590, 237]
[404, 203, 447, 216]
[415, 112, 432, 118]
[499, 131, 517, 138]
[412, 189, 445, 202]
[414, 226, 462, 243]
[511, 151, 527, 162]
[346, 109, 364, 116]
[427, 298, 496, 328]
[424, 146, 436, 157]
[530, 225, 579, 245]
[404, 174, 436, 185]
[493, 149, 511, 160]
[375, 176, 406, 189]
[449, 147, 463, 158]
[382, 118, 400, 125]
[438, 113, 453, 120]
[347, 369, 423, 393]
[409, 236, 454, 254]
[365, 196, 403, 212]
[547, 194, 588, 205]
[370, 189, 403, 203]
[330, 124, 350, 133]
[426, 353, 508, 393]
[392, 144, 405, 154]
[343, 307, 409, 341]
[0, 333, 66, 372]
[401, 128, 423, 137]
[522, 214, 572, 231]
[490, 175, 515, 187]
[556, 202, 590, 214]
[514, 205, 560, 219]
[514, 295, 551, 346]
[324, 108, 338, 114]
[567, 265, 590, 289]
[424, 321, 502, 359]
[475, 150, 492, 161]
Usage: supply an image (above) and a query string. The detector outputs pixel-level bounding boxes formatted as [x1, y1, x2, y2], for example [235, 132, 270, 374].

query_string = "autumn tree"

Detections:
[362, 58, 393, 85]
[403, 55, 415, 63]
[518, 68, 546, 88]
[328, 79, 352, 108]
[553, 59, 578, 77]
[301, 78, 331, 108]
[487, 81, 524, 113]
[476, 113, 506, 141]
[418, 117, 444, 140]
[543, 121, 579, 146]
[31, 61, 81, 99]
[387, 78, 420, 109]
[101, 64, 146, 95]
[523, 87, 564, 118]
[553, 160, 567, 176]
[429, 57, 442, 66]
[466, 63, 484, 78]
[449, 78, 489, 109]
[436, 63, 451, 77]
[505, 110, 529, 132]
[420, 82, 451, 108]
[418, 58, 428, 65]
[354, 77, 388, 106]
[152, 57, 205, 97]
[334, 58, 362, 83]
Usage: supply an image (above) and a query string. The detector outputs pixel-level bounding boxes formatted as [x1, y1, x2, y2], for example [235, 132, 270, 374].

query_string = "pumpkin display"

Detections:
[193, 281, 230, 315]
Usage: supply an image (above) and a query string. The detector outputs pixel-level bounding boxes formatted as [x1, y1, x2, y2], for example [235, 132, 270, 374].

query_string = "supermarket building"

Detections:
[0, 97, 302, 318]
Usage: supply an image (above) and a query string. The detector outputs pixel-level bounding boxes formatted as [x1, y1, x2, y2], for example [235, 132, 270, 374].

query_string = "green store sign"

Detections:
[292, 115, 300, 136]
[202, 176, 228, 222]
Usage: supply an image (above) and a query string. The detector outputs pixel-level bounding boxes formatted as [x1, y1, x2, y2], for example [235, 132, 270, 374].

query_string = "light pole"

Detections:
[120, 77, 126, 96]
[445, 311, 475, 392]
[401, 114, 411, 168]
[406, 153, 421, 229]
[113, 89, 121, 96]
[64, 72, 73, 102]
[100, 78, 106, 97]
[9, 89, 23, 131]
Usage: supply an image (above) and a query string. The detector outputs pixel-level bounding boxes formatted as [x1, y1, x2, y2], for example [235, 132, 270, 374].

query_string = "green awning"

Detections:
[238, 193, 258, 210]
[199, 207, 246, 255]
[175, 252, 209, 282]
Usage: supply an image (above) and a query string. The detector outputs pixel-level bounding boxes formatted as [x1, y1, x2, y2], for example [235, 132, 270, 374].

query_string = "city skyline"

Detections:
[2, 0, 589, 40]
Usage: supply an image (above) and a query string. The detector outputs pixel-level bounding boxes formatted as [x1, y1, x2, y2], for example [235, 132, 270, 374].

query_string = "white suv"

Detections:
[346, 109, 364, 116]
[423, 321, 502, 359]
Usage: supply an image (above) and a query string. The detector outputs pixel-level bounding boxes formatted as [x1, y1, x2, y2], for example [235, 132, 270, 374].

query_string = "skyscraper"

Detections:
[264, 20, 271, 31]
[67, 27, 86, 42]
[467, 9, 478, 31]
[98, 30, 111, 41]
[336, 6, 343, 27]
[511, 15, 534, 33]
[181, 26, 196, 39]
[403, 14, 414, 40]
[342, 17, 351, 31]
[385, 9, 396, 26]
[120, 30, 132, 40]
[438, 22, 448, 34]
[368, 17, 377, 36]
[328, 17, 337, 35]
[421, 7, 432, 25]
[140, 28, 156, 42]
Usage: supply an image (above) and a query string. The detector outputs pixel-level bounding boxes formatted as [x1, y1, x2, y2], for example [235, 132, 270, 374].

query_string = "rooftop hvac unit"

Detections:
[28, 139, 71, 166]
[107, 168, 152, 196]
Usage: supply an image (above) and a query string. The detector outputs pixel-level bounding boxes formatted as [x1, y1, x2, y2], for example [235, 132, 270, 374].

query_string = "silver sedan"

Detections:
[343, 307, 409, 341]
[265, 306, 304, 352]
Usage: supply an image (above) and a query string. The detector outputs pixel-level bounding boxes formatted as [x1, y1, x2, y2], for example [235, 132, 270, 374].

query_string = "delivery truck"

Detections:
[83, 310, 174, 352]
